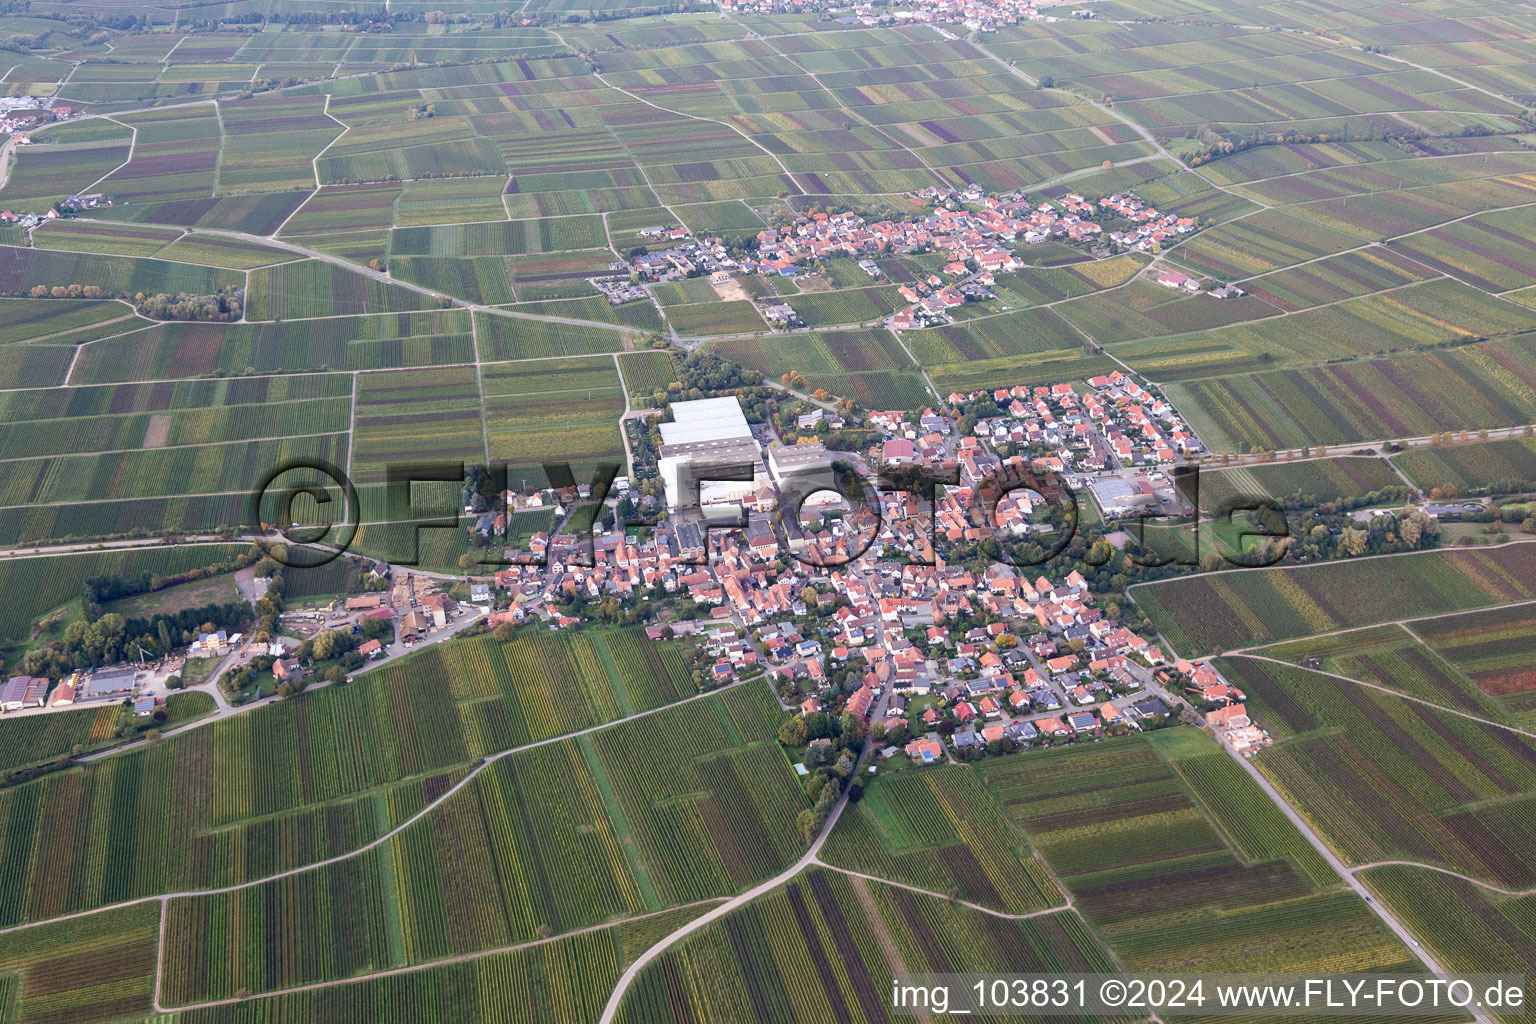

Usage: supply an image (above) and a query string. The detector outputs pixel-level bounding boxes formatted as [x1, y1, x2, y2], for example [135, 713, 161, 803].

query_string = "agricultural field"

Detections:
[158, 679, 799, 1002]
[1133, 544, 1536, 656]
[1414, 604, 1536, 722]
[1219, 656, 1536, 888]
[167, 904, 714, 1024]
[247, 259, 439, 319]
[475, 311, 626, 360]
[1195, 455, 1407, 510]
[1396, 436, 1536, 493]
[0, 625, 722, 928]
[1361, 863, 1536, 1024]
[0, 903, 160, 1024]
[977, 730, 1417, 977]
[1259, 623, 1510, 721]
[349, 366, 486, 490]
[0, 702, 127, 771]
[1167, 334, 1536, 453]
[820, 766, 1062, 915]
[615, 870, 1117, 1024]
[713, 328, 934, 406]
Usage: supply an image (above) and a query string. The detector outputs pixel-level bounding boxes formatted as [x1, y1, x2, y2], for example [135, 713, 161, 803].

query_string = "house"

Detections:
[1067, 710, 1097, 732]
[273, 658, 306, 683]
[1131, 696, 1171, 719]
[1206, 703, 1250, 730]
[905, 736, 944, 764]
[1006, 719, 1038, 743]
[357, 639, 384, 660]
[846, 684, 874, 720]
[0, 675, 47, 711]
[132, 695, 157, 717]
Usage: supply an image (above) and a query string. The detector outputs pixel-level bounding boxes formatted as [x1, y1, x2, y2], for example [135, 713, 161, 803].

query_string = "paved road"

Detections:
[1223, 744, 1492, 1024]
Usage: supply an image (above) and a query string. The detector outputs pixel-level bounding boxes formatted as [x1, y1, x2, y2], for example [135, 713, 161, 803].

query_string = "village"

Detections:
[616, 185, 1206, 331]
[721, 0, 1097, 33]
[0, 360, 1253, 769]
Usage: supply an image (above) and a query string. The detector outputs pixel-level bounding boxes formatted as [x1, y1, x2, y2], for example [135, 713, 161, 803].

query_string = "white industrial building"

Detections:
[766, 442, 841, 508]
[658, 397, 764, 508]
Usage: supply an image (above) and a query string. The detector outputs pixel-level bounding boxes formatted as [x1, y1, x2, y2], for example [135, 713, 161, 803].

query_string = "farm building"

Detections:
[0, 675, 48, 711]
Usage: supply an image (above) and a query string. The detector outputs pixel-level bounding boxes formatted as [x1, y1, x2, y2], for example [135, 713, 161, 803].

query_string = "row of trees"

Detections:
[22, 283, 243, 322]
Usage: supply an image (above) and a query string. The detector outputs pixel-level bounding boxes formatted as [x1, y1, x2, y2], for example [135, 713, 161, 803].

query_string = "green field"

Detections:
[1222, 655, 1536, 889]
[0, 625, 722, 928]
[1133, 545, 1536, 656]
[158, 679, 799, 1002]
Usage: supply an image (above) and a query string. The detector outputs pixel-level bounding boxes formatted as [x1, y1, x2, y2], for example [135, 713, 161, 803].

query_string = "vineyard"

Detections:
[1196, 456, 1404, 510]
[1261, 624, 1509, 720]
[1362, 863, 1536, 1024]
[1219, 656, 1536, 887]
[159, 680, 801, 1002]
[820, 765, 1062, 914]
[975, 730, 1397, 974]
[1396, 436, 1536, 493]
[164, 904, 714, 1024]
[1132, 545, 1536, 656]
[0, 703, 125, 772]
[0, 902, 160, 1024]
[0, 625, 711, 927]
[615, 869, 1119, 1024]
[1413, 604, 1536, 721]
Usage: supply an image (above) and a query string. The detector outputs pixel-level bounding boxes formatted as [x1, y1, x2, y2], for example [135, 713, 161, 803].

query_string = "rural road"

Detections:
[0, 677, 751, 944]
[1222, 745, 1494, 1024]
[596, 768, 860, 1024]
[596, 678, 895, 1023]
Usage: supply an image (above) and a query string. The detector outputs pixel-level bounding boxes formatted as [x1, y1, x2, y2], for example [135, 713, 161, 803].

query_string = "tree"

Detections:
[311, 629, 341, 660]
[1340, 527, 1369, 556]
[325, 665, 347, 684]
[778, 715, 808, 746]
[493, 621, 516, 642]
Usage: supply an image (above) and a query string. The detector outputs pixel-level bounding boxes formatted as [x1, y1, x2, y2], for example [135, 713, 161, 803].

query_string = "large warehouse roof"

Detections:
[658, 397, 753, 446]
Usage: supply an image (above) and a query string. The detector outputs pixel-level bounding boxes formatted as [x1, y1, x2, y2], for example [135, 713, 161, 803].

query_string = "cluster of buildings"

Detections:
[631, 237, 737, 283]
[1, 665, 141, 712]
[1, 191, 110, 230]
[1094, 192, 1198, 252]
[949, 370, 1202, 475]
[0, 97, 74, 139]
[719, 0, 1086, 29]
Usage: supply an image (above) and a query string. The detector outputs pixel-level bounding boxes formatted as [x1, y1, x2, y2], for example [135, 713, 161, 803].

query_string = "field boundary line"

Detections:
[1352, 860, 1536, 897]
[0, 676, 750, 940]
[813, 861, 1074, 921]
[151, 896, 729, 1013]
[1222, 654, 1536, 741]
